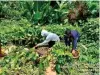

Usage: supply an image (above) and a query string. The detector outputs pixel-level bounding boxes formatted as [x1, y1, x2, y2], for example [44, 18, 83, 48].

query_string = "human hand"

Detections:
[34, 45, 38, 49]
[72, 49, 76, 55]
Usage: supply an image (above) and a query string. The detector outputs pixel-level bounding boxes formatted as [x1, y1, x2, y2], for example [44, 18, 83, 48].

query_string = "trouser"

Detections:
[48, 41, 55, 48]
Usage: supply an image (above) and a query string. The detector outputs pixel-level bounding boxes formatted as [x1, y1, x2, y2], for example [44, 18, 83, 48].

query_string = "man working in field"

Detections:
[34, 30, 60, 49]
[64, 28, 80, 58]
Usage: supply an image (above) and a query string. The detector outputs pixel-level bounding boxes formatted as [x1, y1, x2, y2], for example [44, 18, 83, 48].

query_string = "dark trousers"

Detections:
[48, 41, 55, 48]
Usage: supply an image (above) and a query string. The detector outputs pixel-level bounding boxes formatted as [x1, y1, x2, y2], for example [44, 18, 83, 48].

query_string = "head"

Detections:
[41, 30, 50, 37]
[65, 28, 71, 37]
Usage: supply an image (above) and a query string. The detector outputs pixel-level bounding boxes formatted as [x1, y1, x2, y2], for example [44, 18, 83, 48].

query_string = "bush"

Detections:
[0, 19, 42, 46]
[81, 18, 99, 43]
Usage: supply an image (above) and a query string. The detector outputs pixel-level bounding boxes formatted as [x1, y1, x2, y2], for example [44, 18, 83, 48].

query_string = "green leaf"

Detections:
[34, 12, 42, 20]
[55, 64, 61, 73]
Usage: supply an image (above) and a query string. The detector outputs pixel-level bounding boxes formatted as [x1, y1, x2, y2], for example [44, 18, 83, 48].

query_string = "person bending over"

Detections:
[64, 29, 80, 58]
[34, 30, 60, 49]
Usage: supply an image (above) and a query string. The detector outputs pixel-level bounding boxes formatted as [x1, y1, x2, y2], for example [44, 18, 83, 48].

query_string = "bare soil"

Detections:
[35, 47, 50, 56]
[45, 61, 56, 75]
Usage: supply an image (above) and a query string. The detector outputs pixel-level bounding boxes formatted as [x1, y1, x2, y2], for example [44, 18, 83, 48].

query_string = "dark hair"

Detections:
[65, 28, 71, 35]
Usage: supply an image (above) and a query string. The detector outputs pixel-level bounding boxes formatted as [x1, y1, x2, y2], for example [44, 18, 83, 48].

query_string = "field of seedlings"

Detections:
[0, 1, 99, 75]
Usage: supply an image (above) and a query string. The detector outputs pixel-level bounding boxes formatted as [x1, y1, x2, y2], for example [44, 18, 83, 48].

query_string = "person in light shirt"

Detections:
[34, 30, 60, 49]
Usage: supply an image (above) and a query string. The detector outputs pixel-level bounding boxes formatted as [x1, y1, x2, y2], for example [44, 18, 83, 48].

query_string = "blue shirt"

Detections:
[64, 30, 80, 50]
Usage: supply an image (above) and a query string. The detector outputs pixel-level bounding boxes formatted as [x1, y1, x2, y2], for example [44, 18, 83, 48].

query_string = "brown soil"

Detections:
[35, 47, 50, 56]
[45, 61, 56, 75]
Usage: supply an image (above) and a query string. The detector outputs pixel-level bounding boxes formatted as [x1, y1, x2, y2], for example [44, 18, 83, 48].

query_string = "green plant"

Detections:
[81, 18, 99, 43]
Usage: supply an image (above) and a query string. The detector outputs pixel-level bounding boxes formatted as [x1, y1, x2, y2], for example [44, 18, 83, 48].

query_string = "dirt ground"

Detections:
[35, 47, 50, 56]
[36, 47, 56, 75]
[45, 61, 56, 75]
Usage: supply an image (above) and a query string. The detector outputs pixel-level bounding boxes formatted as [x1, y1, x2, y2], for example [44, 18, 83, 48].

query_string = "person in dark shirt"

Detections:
[64, 29, 80, 58]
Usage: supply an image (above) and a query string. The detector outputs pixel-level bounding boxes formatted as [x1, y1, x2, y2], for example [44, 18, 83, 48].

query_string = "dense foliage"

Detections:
[0, 1, 99, 24]
[0, 1, 99, 75]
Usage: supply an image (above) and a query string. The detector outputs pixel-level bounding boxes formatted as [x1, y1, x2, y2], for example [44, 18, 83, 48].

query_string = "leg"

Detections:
[48, 41, 55, 48]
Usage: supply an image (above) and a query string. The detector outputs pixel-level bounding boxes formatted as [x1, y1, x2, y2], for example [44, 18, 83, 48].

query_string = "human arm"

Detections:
[34, 36, 50, 48]
[72, 37, 78, 50]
